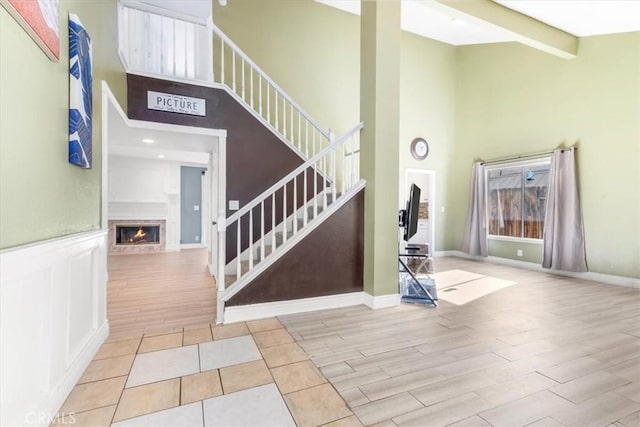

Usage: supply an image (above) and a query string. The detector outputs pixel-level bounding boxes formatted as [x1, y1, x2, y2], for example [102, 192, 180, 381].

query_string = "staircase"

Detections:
[117, 1, 365, 323]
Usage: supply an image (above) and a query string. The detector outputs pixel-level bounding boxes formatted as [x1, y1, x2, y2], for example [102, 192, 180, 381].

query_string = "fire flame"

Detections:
[133, 227, 146, 239]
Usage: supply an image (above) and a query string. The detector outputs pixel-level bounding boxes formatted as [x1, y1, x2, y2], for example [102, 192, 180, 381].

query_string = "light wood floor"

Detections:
[107, 248, 216, 336]
[280, 257, 640, 427]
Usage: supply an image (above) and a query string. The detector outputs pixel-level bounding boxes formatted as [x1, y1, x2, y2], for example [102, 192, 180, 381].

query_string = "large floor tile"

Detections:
[52, 405, 116, 427]
[78, 354, 135, 384]
[393, 392, 492, 427]
[552, 392, 640, 427]
[261, 342, 309, 368]
[183, 327, 213, 346]
[270, 360, 326, 394]
[550, 370, 630, 403]
[211, 322, 250, 340]
[352, 392, 423, 426]
[126, 345, 199, 388]
[253, 328, 294, 349]
[199, 335, 262, 371]
[478, 390, 574, 427]
[323, 416, 364, 427]
[94, 338, 141, 360]
[182, 369, 223, 404]
[247, 317, 284, 333]
[219, 359, 273, 394]
[113, 378, 180, 422]
[60, 376, 127, 414]
[138, 332, 183, 354]
[112, 402, 203, 427]
[284, 383, 352, 427]
[203, 383, 295, 427]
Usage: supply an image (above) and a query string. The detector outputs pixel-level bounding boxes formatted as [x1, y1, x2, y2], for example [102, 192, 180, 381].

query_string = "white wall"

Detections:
[109, 156, 181, 250]
[0, 231, 108, 426]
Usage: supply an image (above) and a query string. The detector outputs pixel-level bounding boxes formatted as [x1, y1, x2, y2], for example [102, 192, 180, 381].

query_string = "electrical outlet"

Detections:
[517, 249, 523, 257]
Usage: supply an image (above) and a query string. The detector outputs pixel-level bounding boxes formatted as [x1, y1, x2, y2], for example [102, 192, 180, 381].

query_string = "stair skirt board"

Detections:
[223, 292, 400, 323]
[222, 180, 366, 301]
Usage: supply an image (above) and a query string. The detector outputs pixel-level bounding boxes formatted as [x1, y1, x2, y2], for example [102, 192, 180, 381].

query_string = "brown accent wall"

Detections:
[126, 74, 323, 262]
[227, 189, 364, 306]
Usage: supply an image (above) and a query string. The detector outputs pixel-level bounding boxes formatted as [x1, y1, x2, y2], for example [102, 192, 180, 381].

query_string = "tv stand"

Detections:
[398, 242, 436, 307]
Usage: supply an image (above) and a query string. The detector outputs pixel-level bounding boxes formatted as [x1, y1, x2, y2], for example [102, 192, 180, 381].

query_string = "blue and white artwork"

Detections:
[68, 14, 92, 168]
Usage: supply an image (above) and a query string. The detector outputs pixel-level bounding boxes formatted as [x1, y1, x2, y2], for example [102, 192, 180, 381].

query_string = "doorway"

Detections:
[181, 166, 207, 246]
[404, 169, 436, 254]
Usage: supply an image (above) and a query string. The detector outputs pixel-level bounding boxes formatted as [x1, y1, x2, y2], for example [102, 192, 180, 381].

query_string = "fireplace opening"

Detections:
[116, 225, 161, 245]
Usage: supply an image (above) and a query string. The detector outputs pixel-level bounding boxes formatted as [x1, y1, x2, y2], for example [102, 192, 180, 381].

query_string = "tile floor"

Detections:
[56, 318, 355, 427]
[57, 257, 640, 426]
[280, 257, 640, 427]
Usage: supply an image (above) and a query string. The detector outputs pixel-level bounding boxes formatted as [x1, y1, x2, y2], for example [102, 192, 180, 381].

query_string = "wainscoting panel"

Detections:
[0, 231, 109, 427]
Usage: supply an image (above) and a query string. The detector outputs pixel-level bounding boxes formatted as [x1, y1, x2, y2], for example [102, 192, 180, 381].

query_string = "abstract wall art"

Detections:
[0, 0, 60, 61]
[68, 13, 92, 169]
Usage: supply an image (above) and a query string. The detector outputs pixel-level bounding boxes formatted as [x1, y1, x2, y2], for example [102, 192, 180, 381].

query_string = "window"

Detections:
[486, 161, 550, 240]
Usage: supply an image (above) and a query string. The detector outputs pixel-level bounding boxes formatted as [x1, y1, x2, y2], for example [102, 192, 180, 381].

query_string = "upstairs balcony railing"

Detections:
[118, 0, 331, 160]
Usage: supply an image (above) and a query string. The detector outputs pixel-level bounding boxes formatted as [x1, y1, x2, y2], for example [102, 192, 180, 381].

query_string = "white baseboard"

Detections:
[363, 292, 401, 309]
[42, 321, 109, 424]
[0, 230, 109, 426]
[224, 292, 366, 323]
[434, 250, 640, 289]
[181, 243, 205, 250]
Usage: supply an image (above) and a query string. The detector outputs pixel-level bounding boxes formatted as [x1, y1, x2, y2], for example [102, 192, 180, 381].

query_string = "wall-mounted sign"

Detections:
[147, 91, 205, 116]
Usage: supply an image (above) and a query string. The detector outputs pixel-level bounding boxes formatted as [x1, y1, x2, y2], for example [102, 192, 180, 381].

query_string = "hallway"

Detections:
[107, 248, 216, 336]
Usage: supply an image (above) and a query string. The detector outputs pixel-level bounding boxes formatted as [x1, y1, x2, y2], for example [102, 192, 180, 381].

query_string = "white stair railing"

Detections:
[209, 22, 331, 159]
[217, 122, 363, 293]
[117, 1, 332, 160]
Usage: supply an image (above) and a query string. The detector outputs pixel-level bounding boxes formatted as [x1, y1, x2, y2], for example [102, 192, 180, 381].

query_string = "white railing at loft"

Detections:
[118, 1, 212, 81]
[217, 122, 363, 296]
[117, 1, 332, 160]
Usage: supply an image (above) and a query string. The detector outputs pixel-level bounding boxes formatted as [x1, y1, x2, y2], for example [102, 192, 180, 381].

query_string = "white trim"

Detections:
[43, 321, 109, 426]
[1, 230, 109, 426]
[181, 243, 205, 250]
[224, 292, 366, 323]
[363, 292, 402, 309]
[487, 235, 544, 245]
[434, 250, 640, 289]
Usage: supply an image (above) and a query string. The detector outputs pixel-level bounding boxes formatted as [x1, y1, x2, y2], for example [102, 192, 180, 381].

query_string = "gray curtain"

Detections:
[542, 148, 588, 272]
[462, 162, 488, 257]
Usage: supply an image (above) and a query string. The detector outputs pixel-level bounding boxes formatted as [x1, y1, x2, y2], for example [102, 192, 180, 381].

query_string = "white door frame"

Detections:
[403, 168, 436, 254]
[100, 81, 226, 267]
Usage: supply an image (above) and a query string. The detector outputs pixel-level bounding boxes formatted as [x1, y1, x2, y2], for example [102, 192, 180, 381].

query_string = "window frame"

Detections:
[485, 158, 551, 244]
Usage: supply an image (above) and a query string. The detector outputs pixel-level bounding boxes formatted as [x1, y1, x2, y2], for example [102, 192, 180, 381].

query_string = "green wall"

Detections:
[213, 0, 360, 136]
[451, 33, 640, 278]
[399, 32, 457, 252]
[0, 0, 125, 249]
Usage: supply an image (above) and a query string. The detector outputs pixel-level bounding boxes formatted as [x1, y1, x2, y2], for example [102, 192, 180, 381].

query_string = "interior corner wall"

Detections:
[450, 33, 640, 278]
[0, 1, 126, 249]
[399, 32, 457, 253]
[212, 0, 360, 136]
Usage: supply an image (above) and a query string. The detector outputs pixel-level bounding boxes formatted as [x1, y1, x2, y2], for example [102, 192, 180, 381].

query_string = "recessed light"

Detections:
[157, 154, 165, 159]
[142, 138, 155, 144]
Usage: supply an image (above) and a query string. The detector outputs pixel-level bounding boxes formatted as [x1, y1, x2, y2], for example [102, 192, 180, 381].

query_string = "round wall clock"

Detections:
[410, 137, 429, 161]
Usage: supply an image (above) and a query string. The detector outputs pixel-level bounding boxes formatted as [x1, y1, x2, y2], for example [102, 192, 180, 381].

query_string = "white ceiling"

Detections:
[496, 1, 640, 37]
[108, 101, 215, 165]
[316, 0, 640, 46]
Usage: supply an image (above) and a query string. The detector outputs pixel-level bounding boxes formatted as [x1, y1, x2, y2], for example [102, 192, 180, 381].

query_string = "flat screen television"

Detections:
[401, 183, 421, 241]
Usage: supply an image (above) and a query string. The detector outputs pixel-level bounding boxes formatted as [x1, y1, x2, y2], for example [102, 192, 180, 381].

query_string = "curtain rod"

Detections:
[481, 146, 576, 165]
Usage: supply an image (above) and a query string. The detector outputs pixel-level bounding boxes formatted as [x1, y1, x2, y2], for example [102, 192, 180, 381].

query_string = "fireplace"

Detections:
[116, 225, 160, 245]
[108, 220, 166, 254]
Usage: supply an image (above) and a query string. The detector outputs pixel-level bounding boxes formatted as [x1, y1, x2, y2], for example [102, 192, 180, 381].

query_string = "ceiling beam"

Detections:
[433, 0, 578, 59]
